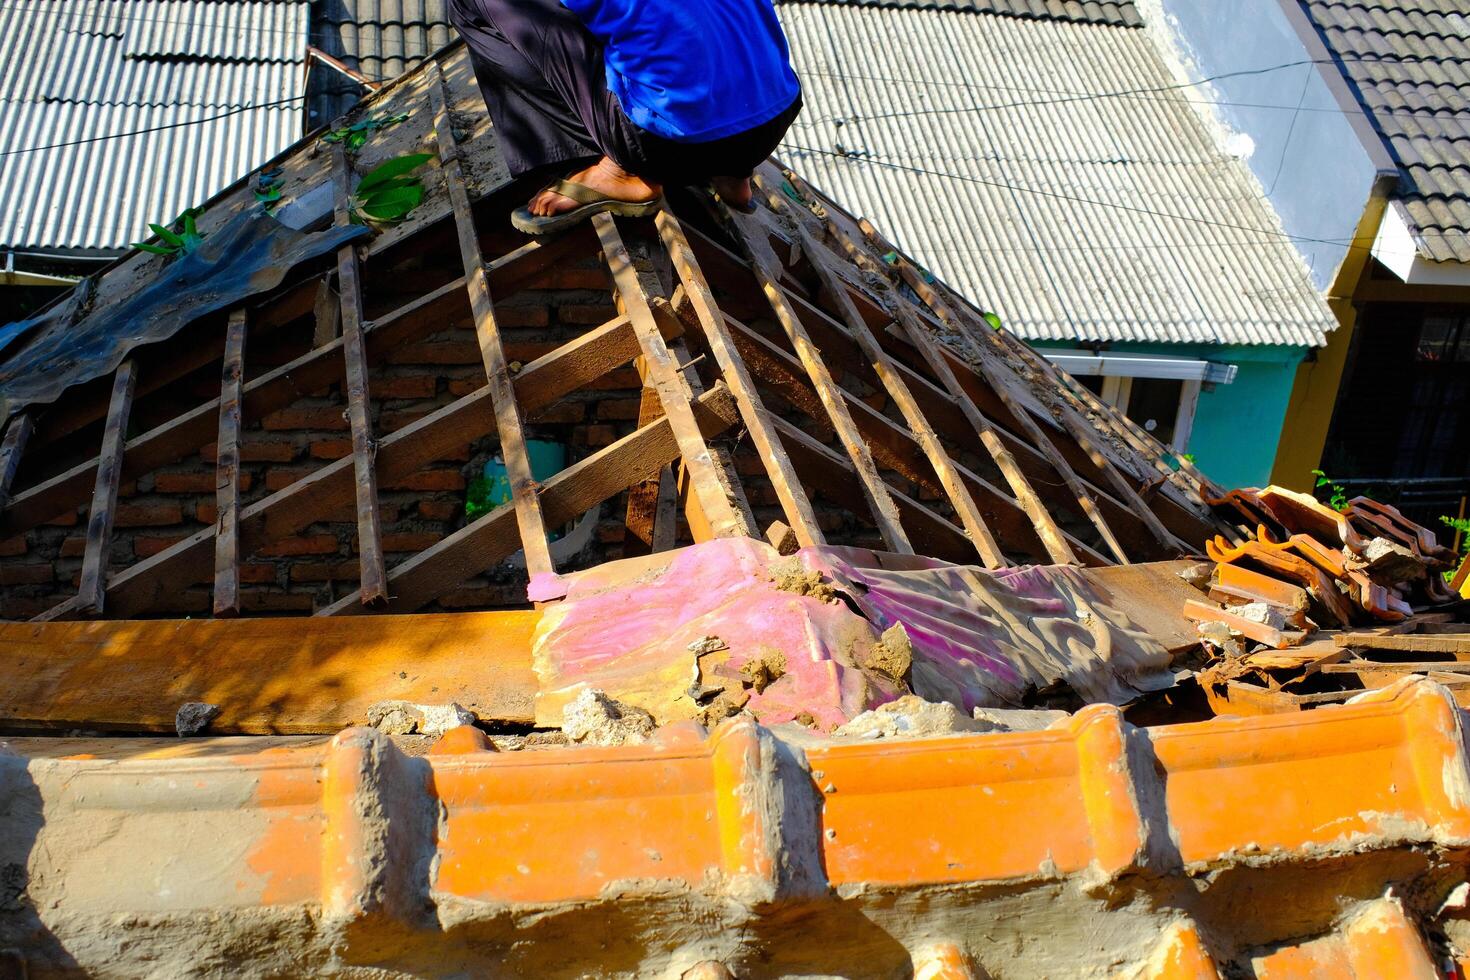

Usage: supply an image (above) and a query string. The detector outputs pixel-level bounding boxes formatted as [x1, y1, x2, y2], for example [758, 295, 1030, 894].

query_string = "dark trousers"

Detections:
[447, 0, 800, 184]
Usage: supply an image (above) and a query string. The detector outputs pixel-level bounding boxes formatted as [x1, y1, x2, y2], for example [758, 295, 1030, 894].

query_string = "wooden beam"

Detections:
[593, 214, 752, 541]
[656, 210, 825, 549]
[762, 186, 1008, 569]
[0, 611, 539, 732]
[794, 195, 1080, 567]
[34, 312, 668, 621]
[431, 66, 554, 579]
[0, 413, 32, 508]
[332, 144, 389, 606]
[76, 361, 137, 616]
[212, 310, 247, 617]
[724, 314, 1108, 566]
[726, 210, 913, 554]
[320, 384, 742, 615]
[0, 234, 577, 540]
[621, 377, 670, 557]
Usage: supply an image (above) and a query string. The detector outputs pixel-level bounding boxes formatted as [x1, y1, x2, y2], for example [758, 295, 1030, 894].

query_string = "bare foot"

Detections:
[528, 157, 661, 216]
[711, 175, 754, 210]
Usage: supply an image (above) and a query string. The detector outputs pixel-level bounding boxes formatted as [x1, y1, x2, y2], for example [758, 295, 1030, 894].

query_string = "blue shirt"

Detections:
[560, 0, 800, 143]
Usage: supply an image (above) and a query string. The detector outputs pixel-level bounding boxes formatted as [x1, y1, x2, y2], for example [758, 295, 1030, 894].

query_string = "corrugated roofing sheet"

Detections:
[0, 1, 307, 253]
[1296, 0, 1470, 263]
[776, 0, 1142, 28]
[777, 4, 1336, 346]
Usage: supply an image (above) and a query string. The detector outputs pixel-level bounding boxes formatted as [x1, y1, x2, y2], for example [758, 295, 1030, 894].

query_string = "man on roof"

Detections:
[448, 0, 802, 235]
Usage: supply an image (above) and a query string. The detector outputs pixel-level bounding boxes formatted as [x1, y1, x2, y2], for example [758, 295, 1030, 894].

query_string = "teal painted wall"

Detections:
[1031, 341, 1307, 491]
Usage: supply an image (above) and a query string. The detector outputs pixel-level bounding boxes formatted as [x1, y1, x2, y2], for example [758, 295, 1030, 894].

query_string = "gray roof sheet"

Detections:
[0, 1, 307, 253]
[776, 0, 1142, 28]
[777, 3, 1335, 346]
[1297, 0, 1470, 262]
[308, 0, 455, 124]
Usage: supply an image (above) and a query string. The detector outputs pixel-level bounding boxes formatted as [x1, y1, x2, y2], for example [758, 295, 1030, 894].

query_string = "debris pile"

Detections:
[1181, 486, 1467, 714]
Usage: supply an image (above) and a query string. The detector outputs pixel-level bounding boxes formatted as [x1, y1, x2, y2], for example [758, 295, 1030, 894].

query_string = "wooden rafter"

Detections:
[319, 384, 742, 615]
[655, 210, 825, 549]
[76, 360, 137, 617]
[332, 145, 389, 605]
[32, 312, 666, 622]
[0, 413, 31, 509]
[429, 64, 555, 580]
[593, 213, 752, 541]
[212, 310, 247, 617]
[726, 209, 913, 554]
[0, 236, 578, 541]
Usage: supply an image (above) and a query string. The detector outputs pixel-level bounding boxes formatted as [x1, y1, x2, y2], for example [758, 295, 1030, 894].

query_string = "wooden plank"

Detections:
[332, 144, 389, 606]
[430, 67, 554, 579]
[655, 210, 825, 548]
[320, 384, 742, 615]
[34, 312, 670, 621]
[1323, 661, 1470, 674]
[0, 234, 578, 539]
[773, 198, 1007, 568]
[801, 201, 1079, 567]
[727, 210, 912, 554]
[312, 276, 341, 348]
[76, 361, 137, 617]
[1334, 629, 1470, 655]
[723, 311, 1108, 566]
[212, 310, 248, 617]
[0, 611, 539, 732]
[1077, 560, 1207, 653]
[0, 412, 33, 507]
[680, 221, 1181, 559]
[593, 213, 751, 541]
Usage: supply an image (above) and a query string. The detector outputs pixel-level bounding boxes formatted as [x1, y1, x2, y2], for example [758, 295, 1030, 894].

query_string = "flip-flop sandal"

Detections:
[511, 179, 663, 235]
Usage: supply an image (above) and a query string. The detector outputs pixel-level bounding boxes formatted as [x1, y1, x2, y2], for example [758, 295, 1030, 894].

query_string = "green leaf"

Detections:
[254, 186, 283, 203]
[149, 223, 184, 247]
[321, 131, 343, 143]
[359, 183, 424, 222]
[357, 153, 433, 194]
[347, 132, 367, 150]
[179, 210, 198, 239]
[982, 311, 1002, 331]
[133, 242, 177, 255]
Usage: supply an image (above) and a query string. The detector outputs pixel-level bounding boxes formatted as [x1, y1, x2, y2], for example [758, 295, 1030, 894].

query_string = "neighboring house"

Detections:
[0, 0, 310, 312]
[774, 0, 1337, 491]
[1157, 0, 1470, 523]
[306, 1, 454, 127]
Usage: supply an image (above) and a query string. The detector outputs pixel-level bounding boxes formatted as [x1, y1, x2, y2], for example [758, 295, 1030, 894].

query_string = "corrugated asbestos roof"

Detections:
[777, 4, 1336, 347]
[1296, 0, 1470, 264]
[308, 0, 455, 125]
[0, 1, 307, 254]
[776, 0, 1141, 28]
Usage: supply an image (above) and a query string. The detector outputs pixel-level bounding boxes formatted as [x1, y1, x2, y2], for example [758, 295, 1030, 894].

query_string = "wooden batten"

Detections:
[0, 413, 32, 508]
[76, 360, 138, 617]
[212, 310, 248, 617]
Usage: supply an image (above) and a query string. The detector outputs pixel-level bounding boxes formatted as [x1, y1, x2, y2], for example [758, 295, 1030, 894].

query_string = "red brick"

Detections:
[496, 305, 550, 328]
[154, 470, 253, 494]
[447, 378, 484, 397]
[289, 561, 361, 583]
[135, 535, 188, 558]
[261, 406, 348, 431]
[583, 425, 617, 448]
[240, 563, 279, 584]
[560, 303, 618, 325]
[385, 470, 465, 492]
[201, 439, 301, 463]
[238, 591, 317, 613]
[372, 375, 439, 399]
[196, 502, 219, 525]
[385, 341, 480, 365]
[0, 536, 25, 557]
[259, 534, 340, 557]
[59, 537, 86, 558]
[528, 401, 586, 424]
[418, 500, 461, 521]
[42, 510, 80, 527]
[527, 266, 610, 291]
[596, 398, 643, 421]
[381, 532, 441, 552]
[115, 502, 184, 527]
[264, 467, 317, 492]
[309, 439, 354, 461]
[0, 564, 52, 585]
